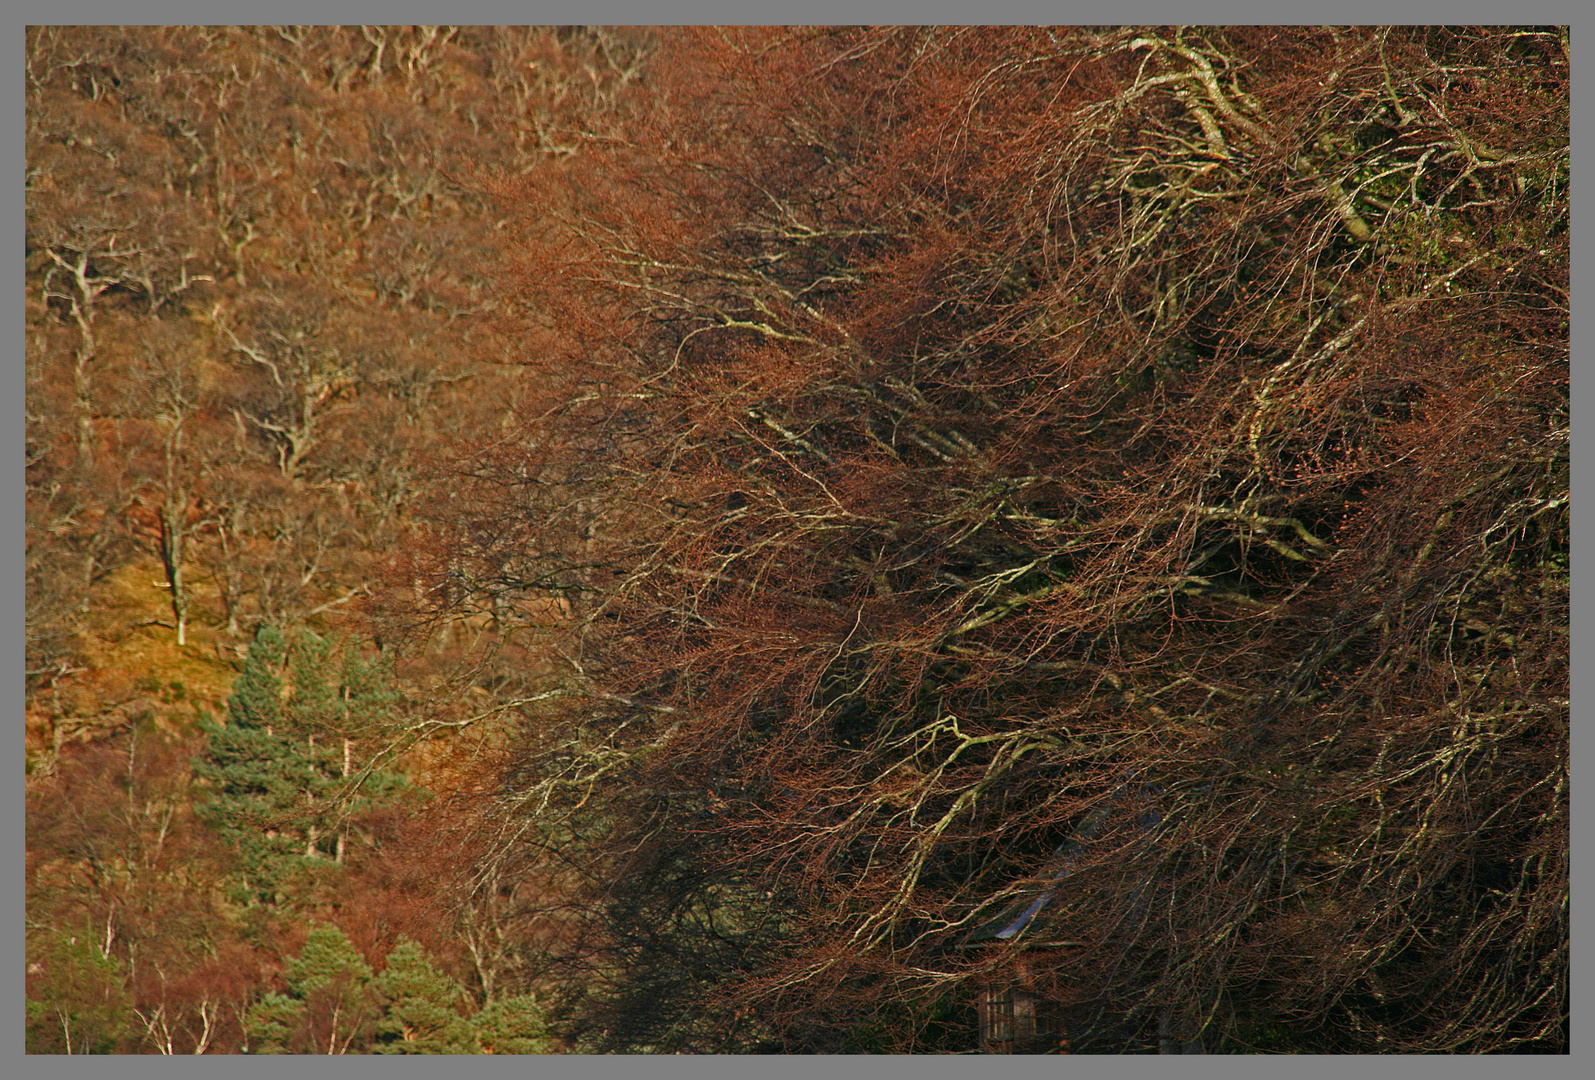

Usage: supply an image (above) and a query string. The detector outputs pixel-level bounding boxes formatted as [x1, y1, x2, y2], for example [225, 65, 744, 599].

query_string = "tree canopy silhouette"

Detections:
[415, 26, 1567, 1053]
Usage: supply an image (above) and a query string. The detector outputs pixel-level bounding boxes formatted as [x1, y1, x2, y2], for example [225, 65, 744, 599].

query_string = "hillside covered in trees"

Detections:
[25, 25, 639, 1054]
[27, 26, 1567, 1054]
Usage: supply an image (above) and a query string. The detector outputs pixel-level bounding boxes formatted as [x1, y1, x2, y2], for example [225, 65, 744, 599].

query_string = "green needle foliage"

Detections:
[194, 625, 311, 902]
[372, 937, 479, 1054]
[195, 625, 411, 905]
[242, 992, 304, 1056]
[243, 927, 553, 1054]
[25, 928, 130, 1055]
[245, 923, 375, 1054]
[473, 994, 555, 1055]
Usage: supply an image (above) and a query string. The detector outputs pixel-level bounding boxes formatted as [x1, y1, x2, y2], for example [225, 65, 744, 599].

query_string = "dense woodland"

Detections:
[26, 26, 1567, 1054]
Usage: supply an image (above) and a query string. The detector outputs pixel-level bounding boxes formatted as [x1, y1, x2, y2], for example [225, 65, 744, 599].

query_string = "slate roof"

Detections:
[960, 775, 1164, 947]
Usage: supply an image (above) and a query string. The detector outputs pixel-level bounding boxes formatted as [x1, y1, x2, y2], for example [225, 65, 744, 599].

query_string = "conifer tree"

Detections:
[227, 624, 287, 730]
[196, 626, 412, 900]
[290, 628, 412, 863]
[473, 994, 553, 1055]
[194, 625, 312, 901]
[288, 924, 374, 1054]
[243, 924, 374, 1054]
[371, 937, 479, 1054]
[283, 629, 346, 860]
[242, 992, 302, 1055]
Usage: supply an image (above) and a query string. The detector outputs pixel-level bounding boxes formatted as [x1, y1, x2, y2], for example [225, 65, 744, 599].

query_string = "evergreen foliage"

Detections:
[473, 994, 555, 1055]
[227, 624, 287, 729]
[25, 928, 130, 1055]
[239, 926, 549, 1054]
[243, 924, 374, 1054]
[194, 625, 410, 904]
[372, 937, 479, 1054]
[242, 992, 303, 1055]
[194, 625, 311, 901]
[287, 924, 374, 1000]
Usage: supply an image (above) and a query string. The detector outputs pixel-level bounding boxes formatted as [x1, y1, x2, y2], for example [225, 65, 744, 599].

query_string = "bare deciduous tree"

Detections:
[423, 26, 1566, 1054]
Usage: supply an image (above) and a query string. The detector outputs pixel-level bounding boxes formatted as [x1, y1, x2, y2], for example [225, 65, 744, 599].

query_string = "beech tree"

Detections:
[422, 27, 1568, 1053]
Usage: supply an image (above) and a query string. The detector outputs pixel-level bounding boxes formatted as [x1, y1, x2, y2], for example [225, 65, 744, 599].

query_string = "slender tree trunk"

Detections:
[152, 355, 195, 646]
[336, 738, 351, 864]
[73, 348, 95, 468]
[159, 502, 188, 646]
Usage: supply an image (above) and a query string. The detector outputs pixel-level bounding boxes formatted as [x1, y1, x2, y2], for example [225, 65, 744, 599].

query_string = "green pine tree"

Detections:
[473, 994, 553, 1055]
[195, 625, 412, 903]
[371, 937, 479, 1054]
[287, 628, 341, 732]
[242, 992, 303, 1055]
[286, 923, 375, 1054]
[287, 628, 414, 860]
[243, 924, 375, 1054]
[284, 628, 348, 862]
[194, 625, 314, 902]
[287, 923, 372, 999]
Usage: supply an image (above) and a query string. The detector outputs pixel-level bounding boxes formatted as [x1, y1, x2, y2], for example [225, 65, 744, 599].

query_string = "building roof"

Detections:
[960, 773, 1164, 948]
